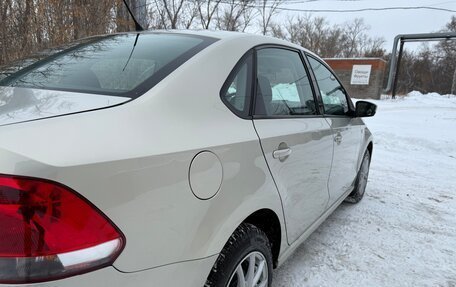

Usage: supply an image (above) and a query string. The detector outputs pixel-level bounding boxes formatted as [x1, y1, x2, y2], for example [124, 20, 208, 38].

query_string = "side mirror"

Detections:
[355, 101, 377, 117]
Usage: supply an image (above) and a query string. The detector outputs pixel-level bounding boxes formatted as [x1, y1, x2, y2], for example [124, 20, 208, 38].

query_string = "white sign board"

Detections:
[351, 65, 372, 85]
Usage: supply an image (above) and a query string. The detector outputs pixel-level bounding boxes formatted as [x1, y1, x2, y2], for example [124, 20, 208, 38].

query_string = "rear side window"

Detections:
[255, 48, 317, 116]
[220, 52, 253, 118]
[0, 33, 216, 97]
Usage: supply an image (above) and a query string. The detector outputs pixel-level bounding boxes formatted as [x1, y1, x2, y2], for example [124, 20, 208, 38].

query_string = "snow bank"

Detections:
[273, 92, 456, 287]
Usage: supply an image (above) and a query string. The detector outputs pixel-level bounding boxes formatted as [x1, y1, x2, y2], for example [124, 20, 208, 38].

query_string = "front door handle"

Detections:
[273, 148, 292, 159]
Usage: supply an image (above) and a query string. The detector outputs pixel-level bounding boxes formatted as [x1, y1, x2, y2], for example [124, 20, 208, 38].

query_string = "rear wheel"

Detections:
[345, 150, 371, 204]
[205, 223, 273, 287]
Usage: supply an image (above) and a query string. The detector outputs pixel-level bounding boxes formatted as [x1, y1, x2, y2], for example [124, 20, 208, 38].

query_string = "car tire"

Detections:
[345, 150, 371, 204]
[205, 223, 273, 287]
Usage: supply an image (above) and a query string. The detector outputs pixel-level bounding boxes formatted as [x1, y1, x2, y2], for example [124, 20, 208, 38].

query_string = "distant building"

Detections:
[324, 58, 387, 100]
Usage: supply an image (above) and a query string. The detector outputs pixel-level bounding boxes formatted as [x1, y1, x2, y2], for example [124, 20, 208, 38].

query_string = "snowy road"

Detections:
[273, 93, 456, 287]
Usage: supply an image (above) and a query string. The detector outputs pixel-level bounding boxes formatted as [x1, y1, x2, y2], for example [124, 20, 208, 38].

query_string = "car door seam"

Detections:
[323, 117, 336, 210]
[251, 119, 291, 245]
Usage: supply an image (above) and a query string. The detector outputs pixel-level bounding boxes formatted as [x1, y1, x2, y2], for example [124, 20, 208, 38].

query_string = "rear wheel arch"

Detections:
[205, 209, 282, 286]
[242, 208, 282, 268]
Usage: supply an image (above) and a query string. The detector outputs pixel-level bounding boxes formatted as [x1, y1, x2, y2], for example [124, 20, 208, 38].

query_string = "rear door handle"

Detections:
[273, 148, 292, 159]
[334, 133, 343, 145]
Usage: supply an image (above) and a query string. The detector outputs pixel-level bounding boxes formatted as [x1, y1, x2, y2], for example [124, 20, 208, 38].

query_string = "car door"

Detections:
[252, 47, 334, 244]
[307, 55, 363, 206]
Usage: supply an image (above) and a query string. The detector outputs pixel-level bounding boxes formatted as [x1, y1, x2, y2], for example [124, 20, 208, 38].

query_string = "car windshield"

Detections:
[0, 33, 216, 97]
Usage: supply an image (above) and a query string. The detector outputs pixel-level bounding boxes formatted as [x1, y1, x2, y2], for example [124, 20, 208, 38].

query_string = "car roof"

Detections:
[172, 30, 319, 58]
[90, 29, 316, 56]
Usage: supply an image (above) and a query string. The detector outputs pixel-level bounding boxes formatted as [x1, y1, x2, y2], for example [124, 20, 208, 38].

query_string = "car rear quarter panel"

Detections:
[0, 35, 287, 272]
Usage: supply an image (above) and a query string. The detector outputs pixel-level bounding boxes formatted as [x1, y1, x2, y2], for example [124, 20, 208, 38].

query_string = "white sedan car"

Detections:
[0, 31, 376, 287]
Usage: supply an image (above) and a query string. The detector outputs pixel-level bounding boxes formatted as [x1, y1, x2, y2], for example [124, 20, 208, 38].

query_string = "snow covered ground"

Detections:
[273, 92, 456, 287]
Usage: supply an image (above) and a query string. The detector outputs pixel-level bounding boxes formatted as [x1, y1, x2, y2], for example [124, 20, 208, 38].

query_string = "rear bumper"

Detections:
[1, 255, 218, 287]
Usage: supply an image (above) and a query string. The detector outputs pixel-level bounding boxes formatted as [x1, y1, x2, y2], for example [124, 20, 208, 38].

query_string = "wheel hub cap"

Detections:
[227, 251, 268, 287]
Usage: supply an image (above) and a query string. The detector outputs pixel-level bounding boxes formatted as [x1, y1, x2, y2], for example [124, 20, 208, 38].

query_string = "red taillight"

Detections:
[0, 174, 125, 283]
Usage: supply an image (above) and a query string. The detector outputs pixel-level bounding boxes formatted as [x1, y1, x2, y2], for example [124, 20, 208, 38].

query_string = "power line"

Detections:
[224, 0, 456, 13]
[274, 6, 456, 13]
[279, 0, 456, 2]
[132, 0, 456, 14]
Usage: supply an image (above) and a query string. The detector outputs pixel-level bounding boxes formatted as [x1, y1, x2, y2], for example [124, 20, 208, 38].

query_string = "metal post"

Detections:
[391, 40, 404, 99]
[384, 32, 456, 94]
[452, 68, 456, 95]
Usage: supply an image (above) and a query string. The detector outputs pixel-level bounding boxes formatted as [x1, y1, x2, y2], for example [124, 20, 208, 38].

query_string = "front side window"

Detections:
[0, 33, 216, 97]
[255, 48, 316, 116]
[308, 56, 350, 116]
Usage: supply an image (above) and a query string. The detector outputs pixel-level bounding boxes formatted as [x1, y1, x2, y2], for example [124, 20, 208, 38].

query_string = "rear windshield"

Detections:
[0, 33, 216, 98]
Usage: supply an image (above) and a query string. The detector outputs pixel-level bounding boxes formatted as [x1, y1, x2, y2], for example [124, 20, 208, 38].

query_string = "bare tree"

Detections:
[216, 0, 255, 32]
[0, 0, 118, 67]
[152, 0, 199, 29]
[363, 37, 386, 57]
[270, 22, 286, 39]
[258, 0, 283, 35]
[319, 27, 345, 58]
[159, 0, 185, 29]
[452, 69, 456, 95]
[183, 1, 199, 29]
[196, 0, 222, 29]
[439, 16, 456, 94]
[0, 0, 12, 65]
[73, 0, 114, 36]
[342, 18, 369, 58]
[3, 1, 455, 97]
[285, 15, 339, 57]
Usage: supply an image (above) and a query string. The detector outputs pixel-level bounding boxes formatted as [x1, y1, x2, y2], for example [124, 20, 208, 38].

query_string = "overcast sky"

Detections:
[278, 0, 456, 51]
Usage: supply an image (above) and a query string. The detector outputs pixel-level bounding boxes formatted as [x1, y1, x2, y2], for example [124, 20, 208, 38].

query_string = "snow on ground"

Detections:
[273, 92, 456, 287]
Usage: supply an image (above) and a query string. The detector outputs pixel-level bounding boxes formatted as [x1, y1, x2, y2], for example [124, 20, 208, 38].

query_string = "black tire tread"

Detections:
[205, 223, 273, 287]
[345, 150, 371, 204]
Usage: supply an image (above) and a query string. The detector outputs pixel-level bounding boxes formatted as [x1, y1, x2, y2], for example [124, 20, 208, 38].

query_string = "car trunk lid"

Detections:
[0, 86, 129, 126]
